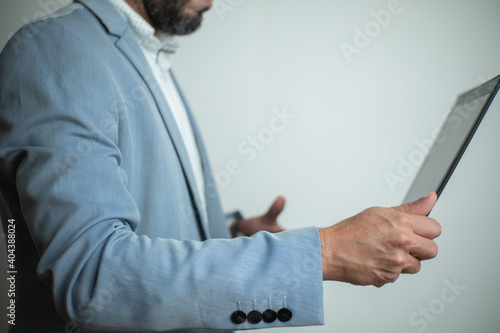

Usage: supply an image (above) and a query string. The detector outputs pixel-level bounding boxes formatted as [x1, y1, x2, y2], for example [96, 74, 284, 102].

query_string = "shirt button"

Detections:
[277, 308, 292, 322]
[247, 310, 263, 324]
[231, 310, 246, 324]
[263, 309, 277, 323]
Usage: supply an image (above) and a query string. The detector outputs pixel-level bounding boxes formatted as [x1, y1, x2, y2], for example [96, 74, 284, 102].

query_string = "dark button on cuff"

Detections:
[263, 309, 277, 323]
[277, 308, 292, 322]
[247, 310, 263, 324]
[231, 310, 246, 324]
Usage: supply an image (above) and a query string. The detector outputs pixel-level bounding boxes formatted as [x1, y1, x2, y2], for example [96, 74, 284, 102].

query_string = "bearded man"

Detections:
[0, 1, 441, 332]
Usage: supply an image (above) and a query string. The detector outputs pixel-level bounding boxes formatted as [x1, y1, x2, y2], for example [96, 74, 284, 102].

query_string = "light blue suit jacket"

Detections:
[0, 0, 324, 332]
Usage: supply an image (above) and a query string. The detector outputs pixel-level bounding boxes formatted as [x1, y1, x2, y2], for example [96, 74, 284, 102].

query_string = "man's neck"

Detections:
[123, 0, 160, 36]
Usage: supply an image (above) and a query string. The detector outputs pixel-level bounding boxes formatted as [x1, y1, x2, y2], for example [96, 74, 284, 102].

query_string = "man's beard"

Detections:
[143, 0, 207, 35]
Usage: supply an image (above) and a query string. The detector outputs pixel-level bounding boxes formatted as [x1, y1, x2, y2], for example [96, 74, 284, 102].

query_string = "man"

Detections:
[0, 0, 441, 332]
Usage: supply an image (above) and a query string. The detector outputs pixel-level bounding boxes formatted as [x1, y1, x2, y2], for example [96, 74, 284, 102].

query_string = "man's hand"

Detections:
[319, 192, 442, 287]
[231, 196, 286, 237]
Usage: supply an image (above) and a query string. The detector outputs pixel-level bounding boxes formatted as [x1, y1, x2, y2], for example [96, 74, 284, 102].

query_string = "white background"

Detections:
[1, 0, 500, 332]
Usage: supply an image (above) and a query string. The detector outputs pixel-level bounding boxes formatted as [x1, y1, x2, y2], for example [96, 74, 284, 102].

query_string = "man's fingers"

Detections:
[408, 236, 439, 260]
[263, 196, 286, 221]
[402, 255, 421, 274]
[390, 191, 441, 242]
[392, 191, 437, 216]
[410, 215, 442, 240]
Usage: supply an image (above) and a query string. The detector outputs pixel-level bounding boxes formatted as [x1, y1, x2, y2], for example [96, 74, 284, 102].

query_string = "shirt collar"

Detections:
[108, 0, 181, 69]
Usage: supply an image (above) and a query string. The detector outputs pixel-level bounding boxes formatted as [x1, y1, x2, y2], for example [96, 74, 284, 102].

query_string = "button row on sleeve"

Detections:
[231, 308, 292, 324]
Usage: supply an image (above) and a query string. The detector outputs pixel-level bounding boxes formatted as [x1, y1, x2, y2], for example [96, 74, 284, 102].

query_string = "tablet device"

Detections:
[402, 75, 500, 204]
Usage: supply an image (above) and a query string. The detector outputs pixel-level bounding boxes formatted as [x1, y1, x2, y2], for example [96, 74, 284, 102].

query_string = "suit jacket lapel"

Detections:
[77, 0, 211, 239]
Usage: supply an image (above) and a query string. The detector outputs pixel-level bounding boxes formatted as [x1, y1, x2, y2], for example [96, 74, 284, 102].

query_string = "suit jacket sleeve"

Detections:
[0, 14, 324, 332]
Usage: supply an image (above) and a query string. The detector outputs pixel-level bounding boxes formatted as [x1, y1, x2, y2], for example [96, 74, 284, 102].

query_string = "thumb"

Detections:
[263, 196, 286, 221]
[393, 192, 437, 216]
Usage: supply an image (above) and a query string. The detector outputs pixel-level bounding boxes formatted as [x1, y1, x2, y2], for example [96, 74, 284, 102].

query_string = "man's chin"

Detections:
[146, 0, 207, 35]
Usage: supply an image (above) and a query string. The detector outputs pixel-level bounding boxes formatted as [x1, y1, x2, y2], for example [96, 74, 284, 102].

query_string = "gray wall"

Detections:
[1, 0, 500, 332]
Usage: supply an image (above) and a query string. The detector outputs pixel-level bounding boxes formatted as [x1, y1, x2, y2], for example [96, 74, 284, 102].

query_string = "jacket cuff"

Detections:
[225, 227, 325, 329]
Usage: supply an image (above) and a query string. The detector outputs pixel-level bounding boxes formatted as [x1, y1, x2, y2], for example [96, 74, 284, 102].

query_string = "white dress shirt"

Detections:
[109, 0, 208, 223]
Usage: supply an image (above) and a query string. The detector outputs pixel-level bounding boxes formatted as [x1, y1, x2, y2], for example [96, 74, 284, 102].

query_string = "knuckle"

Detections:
[390, 253, 406, 267]
[365, 206, 384, 217]
[389, 233, 412, 249]
[387, 211, 410, 230]
[372, 206, 386, 214]
[395, 233, 412, 248]
[396, 212, 412, 227]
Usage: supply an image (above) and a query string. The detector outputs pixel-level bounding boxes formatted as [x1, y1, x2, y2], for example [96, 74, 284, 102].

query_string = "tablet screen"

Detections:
[403, 76, 500, 204]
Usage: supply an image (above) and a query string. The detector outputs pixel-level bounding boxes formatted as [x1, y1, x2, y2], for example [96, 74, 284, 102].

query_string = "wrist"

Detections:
[318, 227, 342, 282]
[318, 228, 328, 280]
[227, 211, 244, 238]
